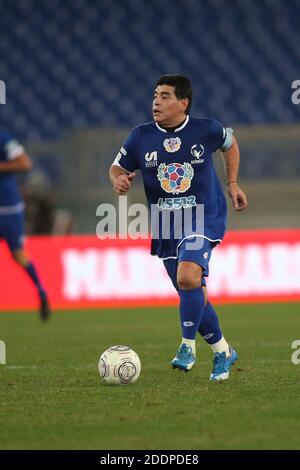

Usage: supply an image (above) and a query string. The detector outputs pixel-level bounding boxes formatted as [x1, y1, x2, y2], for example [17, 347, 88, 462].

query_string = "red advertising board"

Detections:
[1, 229, 300, 310]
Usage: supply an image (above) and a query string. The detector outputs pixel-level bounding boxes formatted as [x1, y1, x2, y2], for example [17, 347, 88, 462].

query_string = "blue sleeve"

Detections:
[113, 128, 140, 172]
[210, 119, 227, 152]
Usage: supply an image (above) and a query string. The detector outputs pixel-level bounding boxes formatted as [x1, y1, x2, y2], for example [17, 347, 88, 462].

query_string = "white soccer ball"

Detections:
[98, 345, 141, 385]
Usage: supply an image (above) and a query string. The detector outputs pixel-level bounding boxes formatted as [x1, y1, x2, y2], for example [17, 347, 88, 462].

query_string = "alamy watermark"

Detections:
[291, 80, 300, 105]
[0, 340, 6, 364]
[291, 340, 300, 365]
[0, 80, 6, 104]
[96, 196, 205, 250]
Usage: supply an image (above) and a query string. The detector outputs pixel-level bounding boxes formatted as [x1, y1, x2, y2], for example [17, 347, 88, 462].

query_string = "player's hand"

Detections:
[114, 172, 136, 195]
[227, 182, 248, 211]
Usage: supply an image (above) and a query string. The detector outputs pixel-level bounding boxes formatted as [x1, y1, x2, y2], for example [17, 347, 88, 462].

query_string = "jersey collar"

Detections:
[155, 115, 189, 133]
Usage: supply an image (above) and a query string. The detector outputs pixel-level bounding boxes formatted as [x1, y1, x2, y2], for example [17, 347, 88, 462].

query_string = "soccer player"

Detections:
[0, 128, 50, 320]
[109, 75, 247, 381]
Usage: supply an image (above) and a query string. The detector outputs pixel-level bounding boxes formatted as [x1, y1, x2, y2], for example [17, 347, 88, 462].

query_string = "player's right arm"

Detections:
[109, 128, 139, 195]
[109, 165, 136, 195]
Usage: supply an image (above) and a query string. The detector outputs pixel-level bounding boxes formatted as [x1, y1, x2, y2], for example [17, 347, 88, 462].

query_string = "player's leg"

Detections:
[4, 212, 50, 320]
[172, 260, 205, 370]
[11, 248, 50, 320]
[199, 284, 229, 353]
[163, 238, 237, 378]
[163, 257, 203, 371]
[169, 237, 215, 371]
[199, 286, 238, 381]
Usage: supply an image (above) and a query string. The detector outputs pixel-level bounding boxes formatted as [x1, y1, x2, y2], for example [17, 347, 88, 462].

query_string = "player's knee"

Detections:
[177, 270, 202, 290]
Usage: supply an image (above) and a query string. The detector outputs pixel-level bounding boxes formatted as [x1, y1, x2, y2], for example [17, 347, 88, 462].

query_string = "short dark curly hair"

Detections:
[155, 74, 193, 114]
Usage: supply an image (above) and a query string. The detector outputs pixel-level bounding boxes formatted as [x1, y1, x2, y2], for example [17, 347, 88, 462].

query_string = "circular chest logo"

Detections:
[163, 137, 181, 153]
[157, 162, 194, 194]
[191, 144, 204, 158]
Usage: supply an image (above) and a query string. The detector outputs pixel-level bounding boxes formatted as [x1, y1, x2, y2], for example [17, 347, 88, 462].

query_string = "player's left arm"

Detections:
[221, 136, 248, 211]
[0, 137, 33, 173]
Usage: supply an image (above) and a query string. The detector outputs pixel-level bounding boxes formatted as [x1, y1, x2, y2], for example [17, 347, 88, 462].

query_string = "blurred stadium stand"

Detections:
[1, 0, 300, 138]
[0, 0, 299, 232]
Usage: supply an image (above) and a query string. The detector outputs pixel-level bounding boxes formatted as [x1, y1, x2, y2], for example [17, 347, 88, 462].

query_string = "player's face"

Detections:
[152, 85, 188, 127]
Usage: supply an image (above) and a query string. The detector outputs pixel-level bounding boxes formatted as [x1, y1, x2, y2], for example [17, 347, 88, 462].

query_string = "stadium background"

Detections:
[0, 0, 300, 309]
[1, 0, 300, 451]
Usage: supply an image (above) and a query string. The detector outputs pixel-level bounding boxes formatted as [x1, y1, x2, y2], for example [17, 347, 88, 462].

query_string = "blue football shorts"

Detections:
[0, 211, 25, 251]
[163, 236, 219, 291]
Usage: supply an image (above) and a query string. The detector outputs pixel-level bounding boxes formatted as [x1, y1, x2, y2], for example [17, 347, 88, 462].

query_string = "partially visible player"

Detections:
[0, 128, 50, 320]
[109, 75, 248, 381]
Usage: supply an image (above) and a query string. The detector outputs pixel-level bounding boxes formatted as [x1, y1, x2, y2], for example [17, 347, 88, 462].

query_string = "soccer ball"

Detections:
[98, 345, 141, 385]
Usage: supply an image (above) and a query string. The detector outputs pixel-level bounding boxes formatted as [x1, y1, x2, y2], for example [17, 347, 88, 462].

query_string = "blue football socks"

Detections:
[198, 301, 223, 344]
[24, 262, 47, 299]
[178, 287, 205, 340]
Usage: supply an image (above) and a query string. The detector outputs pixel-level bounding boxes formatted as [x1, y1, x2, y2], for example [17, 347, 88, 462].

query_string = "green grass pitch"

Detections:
[0, 303, 300, 450]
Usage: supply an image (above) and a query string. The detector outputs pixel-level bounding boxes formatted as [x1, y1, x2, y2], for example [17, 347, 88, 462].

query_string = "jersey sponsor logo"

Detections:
[191, 144, 204, 158]
[191, 144, 204, 164]
[144, 151, 158, 167]
[163, 137, 181, 153]
[157, 162, 194, 195]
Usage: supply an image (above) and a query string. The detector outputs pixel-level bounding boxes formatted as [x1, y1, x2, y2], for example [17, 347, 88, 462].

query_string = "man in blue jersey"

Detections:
[109, 75, 247, 381]
[0, 129, 50, 320]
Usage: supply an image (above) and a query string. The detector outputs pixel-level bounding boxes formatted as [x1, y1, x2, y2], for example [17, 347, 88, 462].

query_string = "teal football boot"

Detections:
[210, 347, 238, 381]
[171, 344, 196, 372]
